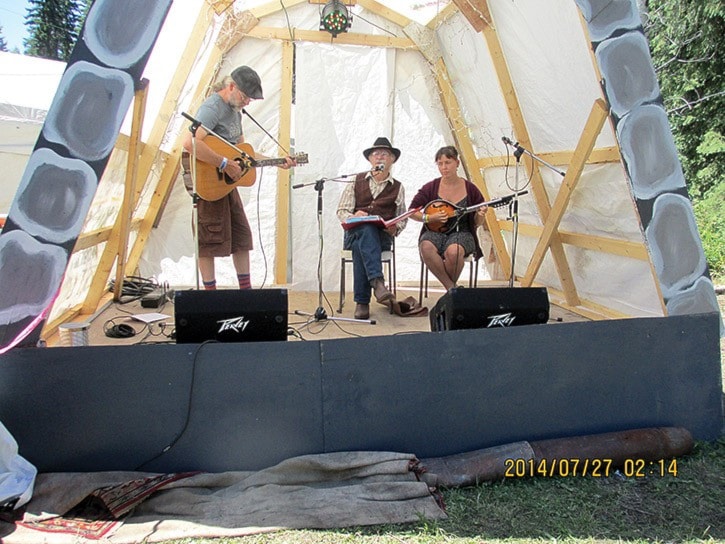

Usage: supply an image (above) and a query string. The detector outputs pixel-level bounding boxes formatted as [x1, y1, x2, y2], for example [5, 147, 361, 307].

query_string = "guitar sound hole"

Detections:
[225, 159, 250, 185]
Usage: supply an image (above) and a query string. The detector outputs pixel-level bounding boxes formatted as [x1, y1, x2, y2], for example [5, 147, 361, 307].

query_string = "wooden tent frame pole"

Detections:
[112, 79, 149, 301]
[274, 40, 295, 284]
[521, 98, 610, 287]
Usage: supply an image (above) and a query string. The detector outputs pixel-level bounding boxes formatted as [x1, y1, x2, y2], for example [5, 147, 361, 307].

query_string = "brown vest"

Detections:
[353, 174, 401, 220]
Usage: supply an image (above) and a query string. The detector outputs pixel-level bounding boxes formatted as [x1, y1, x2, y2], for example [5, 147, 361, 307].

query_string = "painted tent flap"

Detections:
[0, 0, 172, 350]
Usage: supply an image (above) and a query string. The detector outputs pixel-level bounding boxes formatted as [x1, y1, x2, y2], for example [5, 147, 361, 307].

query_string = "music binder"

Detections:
[342, 207, 420, 231]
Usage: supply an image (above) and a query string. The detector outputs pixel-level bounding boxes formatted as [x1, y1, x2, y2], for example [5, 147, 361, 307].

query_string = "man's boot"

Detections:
[371, 277, 394, 304]
[354, 303, 370, 319]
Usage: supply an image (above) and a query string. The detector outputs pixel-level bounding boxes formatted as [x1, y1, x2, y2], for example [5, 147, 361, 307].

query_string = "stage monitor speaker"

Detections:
[174, 289, 288, 343]
[430, 287, 549, 332]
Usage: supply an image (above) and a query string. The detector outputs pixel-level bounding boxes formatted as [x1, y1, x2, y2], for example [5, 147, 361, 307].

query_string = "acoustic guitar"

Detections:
[423, 191, 527, 233]
[186, 135, 308, 201]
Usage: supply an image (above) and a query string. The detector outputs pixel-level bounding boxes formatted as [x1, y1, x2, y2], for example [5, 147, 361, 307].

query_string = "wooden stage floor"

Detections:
[50, 282, 587, 347]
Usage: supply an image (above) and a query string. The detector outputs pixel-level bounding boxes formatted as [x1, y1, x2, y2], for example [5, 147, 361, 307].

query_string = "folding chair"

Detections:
[419, 254, 478, 301]
[338, 240, 396, 313]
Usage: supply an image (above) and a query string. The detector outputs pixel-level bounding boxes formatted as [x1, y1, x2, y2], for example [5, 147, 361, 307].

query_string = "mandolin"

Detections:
[184, 135, 308, 202]
[423, 192, 527, 233]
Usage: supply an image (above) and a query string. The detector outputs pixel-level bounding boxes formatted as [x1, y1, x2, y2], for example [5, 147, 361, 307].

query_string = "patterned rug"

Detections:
[17, 472, 197, 540]
[1, 452, 446, 544]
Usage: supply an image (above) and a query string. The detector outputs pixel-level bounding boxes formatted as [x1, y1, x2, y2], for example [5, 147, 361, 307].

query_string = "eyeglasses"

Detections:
[370, 150, 391, 157]
[234, 85, 251, 101]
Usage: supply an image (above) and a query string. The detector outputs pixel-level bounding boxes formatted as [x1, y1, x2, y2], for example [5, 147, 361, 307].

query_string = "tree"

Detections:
[643, 0, 725, 280]
[24, 0, 87, 61]
[643, 0, 725, 200]
[0, 26, 7, 52]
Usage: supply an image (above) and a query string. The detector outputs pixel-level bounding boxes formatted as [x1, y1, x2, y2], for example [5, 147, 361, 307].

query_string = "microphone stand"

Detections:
[291, 173, 376, 325]
[502, 137, 566, 178]
[501, 137, 566, 288]
[242, 108, 290, 156]
[185, 114, 202, 290]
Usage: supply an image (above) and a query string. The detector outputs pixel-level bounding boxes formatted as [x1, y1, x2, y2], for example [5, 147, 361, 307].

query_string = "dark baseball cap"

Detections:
[231, 66, 263, 99]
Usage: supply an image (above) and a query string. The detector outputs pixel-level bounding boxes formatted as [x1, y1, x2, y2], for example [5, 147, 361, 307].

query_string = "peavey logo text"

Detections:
[217, 316, 250, 334]
[486, 312, 516, 327]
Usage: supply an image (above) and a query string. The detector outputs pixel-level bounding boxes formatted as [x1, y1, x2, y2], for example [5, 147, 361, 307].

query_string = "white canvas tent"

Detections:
[0, 0, 721, 342]
[0, 52, 65, 214]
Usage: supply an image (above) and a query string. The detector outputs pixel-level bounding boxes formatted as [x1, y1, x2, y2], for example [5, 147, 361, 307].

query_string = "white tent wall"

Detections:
[118, 0, 212, 145]
[436, 13, 511, 155]
[436, 1, 663, 316]
[292, 43, 394, 291]
[143, 2, 460, 291]
[0, 52, 65, 214]
[290, 42, 452, 291]
[391, 48, 455, 281]
[483, 1, 609, 153]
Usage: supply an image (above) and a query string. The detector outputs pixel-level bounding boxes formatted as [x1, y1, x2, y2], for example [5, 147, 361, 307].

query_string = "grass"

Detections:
[163, 438, 725, 544]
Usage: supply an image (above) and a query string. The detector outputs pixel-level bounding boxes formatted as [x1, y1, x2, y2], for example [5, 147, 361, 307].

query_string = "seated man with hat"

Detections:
[336, 137, 408, 319]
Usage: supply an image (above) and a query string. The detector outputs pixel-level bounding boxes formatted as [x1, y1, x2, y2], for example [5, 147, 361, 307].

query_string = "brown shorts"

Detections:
[196, 190, 253, 257]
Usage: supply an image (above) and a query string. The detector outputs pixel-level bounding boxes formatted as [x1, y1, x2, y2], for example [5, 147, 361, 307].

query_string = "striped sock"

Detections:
[238, 273, 251, 289]
[203, 279, 217, 290]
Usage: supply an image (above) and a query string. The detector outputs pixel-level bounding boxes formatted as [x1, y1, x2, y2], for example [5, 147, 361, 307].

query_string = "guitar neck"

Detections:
[462, 191, 529, 214]
[254, 157, 288, 168]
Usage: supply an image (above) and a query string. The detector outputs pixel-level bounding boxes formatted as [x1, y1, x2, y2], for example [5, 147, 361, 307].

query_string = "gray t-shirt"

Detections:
[195, 93, 243, 144]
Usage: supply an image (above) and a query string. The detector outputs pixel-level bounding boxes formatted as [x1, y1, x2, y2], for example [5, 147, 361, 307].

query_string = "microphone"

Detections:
[181, 111, 198, 123]
[502, 136, 525, 159]
[373, 163, 385, 172]
[182, 111, 203, 135]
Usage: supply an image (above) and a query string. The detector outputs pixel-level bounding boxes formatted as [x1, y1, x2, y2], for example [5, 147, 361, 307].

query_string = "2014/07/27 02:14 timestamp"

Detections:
[504, 457, 678, 478]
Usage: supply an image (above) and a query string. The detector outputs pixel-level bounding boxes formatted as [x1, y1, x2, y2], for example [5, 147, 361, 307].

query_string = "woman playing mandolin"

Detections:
[409, 146, 488, 291]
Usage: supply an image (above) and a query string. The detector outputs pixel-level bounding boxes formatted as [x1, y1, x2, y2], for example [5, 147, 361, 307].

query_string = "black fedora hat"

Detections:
[363, 136, 401, 162]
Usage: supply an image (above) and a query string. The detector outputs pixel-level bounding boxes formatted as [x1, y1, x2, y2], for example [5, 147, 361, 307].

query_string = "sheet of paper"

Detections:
[130, 313, 171, 323]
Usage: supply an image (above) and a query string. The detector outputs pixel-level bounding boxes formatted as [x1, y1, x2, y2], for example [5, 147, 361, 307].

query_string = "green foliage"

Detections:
[644, 0, 725, 278]
[693, 183, 725, 281]
[645, 0, 725, 199]
[24, 0, 86, 61]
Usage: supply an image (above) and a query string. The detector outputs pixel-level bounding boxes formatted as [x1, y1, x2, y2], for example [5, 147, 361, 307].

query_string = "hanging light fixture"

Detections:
[320, 0, 352, 37]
